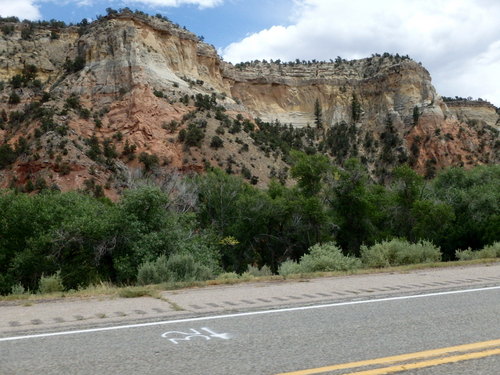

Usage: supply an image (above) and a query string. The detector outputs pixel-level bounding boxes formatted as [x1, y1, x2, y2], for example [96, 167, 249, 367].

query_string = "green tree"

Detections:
[10, 75, 23, 88]
[351, 93, 362, 122]
[210, 135, 223, 149]
[431, 165, 500, 258]
[325, 158, 379, 255]
[0, 144, 17, 168]
[196, 169, 247, 234]
[314, 99, 323, 128]
[139, 152, 159, 172]
[388, 164, 425, 240]
[0, 191, 120, 292]
[290, 150, 330, 196]
[184, 123, 204, 147]
[413, 105, 420, 125]
[8, 91, 21, 104]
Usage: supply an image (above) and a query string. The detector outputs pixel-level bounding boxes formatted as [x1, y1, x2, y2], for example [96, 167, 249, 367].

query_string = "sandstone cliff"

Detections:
[446, 100, 499, 130]
[0, 12, 498, 195]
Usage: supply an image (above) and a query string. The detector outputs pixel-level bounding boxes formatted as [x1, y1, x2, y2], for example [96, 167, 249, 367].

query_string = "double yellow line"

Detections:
[276, 339, 500, 375]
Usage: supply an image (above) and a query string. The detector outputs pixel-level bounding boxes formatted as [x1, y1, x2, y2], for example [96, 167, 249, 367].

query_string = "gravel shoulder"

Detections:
[1, 263, 499, 337]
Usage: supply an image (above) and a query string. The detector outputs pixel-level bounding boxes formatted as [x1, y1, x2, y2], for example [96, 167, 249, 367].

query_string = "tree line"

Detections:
[0, 157, 498, 294]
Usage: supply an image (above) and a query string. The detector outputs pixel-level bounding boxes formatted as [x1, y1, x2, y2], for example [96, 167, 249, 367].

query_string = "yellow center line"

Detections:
[275, 339, 500, 375]
[343, 348, 500, 375]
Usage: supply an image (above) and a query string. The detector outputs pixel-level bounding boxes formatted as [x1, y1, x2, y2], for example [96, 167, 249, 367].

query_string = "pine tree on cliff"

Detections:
[314, 99, 323, 129]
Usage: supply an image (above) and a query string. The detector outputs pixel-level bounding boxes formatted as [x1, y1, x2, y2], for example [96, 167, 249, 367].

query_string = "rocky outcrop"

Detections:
[223, 58, 498, 177]
[0, 13, 498, 195]
[223, 58, 436, 128]
[445, 100, 499, 130]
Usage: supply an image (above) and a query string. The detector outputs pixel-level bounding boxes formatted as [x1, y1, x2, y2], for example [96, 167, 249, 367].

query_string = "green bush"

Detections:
[184, 124, 204, 147]
[65, 56, 85, 73]
[456, 242, 500, 261]
[138, 152, 159, 171]
[277, 260, 301, 276]
[0, 144, 17, 168]
[153, 90, 164, 98]
[210, 135, 224, 149]
[299, 242, 361, 272]
[137, 254, 212, 285]
[244, 264, 272, 277]
[11, 283, 26, 295]
[361, 239, 441, 267]
[136, 260, 158, 285]
[38, 272, 64, 293]
[8, 91, 21, 104]
[166, 253, 212, 282]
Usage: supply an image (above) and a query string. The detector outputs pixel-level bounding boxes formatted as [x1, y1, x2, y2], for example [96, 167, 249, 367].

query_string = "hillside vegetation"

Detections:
[0, 10, 499, 296]
[1, 161, 498, 295]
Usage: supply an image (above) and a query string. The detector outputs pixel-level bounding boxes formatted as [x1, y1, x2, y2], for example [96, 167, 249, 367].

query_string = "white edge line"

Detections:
[1, 285, 499, 342]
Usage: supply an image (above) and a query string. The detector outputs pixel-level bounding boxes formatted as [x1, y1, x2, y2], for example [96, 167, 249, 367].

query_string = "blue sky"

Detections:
[11, 0, 294, 51]
[1, 0, 499, 106]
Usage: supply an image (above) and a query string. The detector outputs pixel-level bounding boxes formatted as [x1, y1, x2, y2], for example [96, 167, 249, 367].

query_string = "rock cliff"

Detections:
[0, 12, 498, 195]
[445, 100, 499, 130]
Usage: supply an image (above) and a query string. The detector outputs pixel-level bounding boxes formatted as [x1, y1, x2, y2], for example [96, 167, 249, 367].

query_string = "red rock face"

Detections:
[0, 14, 498, 196]
[98, 85, 189, 168]
[406, 114, 495, 177]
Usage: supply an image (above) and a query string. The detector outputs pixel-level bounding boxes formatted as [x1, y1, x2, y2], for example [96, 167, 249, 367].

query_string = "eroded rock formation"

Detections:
[0, 12, 498, 194]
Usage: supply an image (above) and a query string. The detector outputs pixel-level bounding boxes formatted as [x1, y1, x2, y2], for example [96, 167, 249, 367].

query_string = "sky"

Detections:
[1, 0, 499, 107]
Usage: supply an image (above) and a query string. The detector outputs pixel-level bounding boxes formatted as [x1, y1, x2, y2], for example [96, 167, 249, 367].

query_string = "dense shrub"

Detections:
[0, 161, 498, 294]
[432, 165, 500, 258]
[184, 123, 204, 147]
[21, 25, 34, 40]
[138, 152, 159, 171]
[38, 272, 64, 293]
[1, 25, 15, 36]
[0, 191, 119, 293]
[136, 258, 163, 285]
[166, 253, 212, 282]
[137, 254, 212, 285]
[153, 90, 164, 98]
[455, 242, 500, 260]
[8, 91, 21, 104]
[244, 264, 272, 277]
[298, 242, 361, 272]
[65, 56, 86, 73]
[10, 75, 23, 89]
[361, 239, 441, 267]
[0, 144, 17, 168]
[277, 260, 301, 276]
[10, 283, 26, 295]
[210, 135, 223, 149]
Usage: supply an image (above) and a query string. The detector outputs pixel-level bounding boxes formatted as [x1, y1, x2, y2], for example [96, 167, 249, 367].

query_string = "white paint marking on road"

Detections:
[1, 285, 499, 342]
[161, 327, 230, 344]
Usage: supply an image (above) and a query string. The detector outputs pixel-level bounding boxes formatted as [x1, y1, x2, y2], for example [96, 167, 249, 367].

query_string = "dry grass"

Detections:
[1, 258, 498, 303]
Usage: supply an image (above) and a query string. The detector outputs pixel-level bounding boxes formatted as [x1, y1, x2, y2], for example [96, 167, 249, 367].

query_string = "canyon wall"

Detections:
[0, 13, 497, 194]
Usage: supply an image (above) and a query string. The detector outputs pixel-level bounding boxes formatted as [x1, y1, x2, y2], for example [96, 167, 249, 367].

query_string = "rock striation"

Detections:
[0, 12, 498, 194]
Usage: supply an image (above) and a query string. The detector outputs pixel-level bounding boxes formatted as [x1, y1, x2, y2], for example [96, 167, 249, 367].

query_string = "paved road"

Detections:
[2, 286, 499, 375]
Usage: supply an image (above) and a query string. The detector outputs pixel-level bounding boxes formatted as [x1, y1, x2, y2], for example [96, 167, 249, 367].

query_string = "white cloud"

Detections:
[39, 0, 224, 11]
[45, 0, 224, 8]
[0, 0, 41, 20]
[223, 0, 500, 106]
[129, 0, 223, 8]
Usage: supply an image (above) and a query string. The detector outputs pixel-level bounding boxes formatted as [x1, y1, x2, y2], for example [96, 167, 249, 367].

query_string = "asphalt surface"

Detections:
[1, 264, 500, 374]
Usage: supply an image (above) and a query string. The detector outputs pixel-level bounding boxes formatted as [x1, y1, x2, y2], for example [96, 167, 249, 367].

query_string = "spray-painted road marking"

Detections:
[275, 338, 500, 375]
[1, 285, 499, 342]
[161, 327, 230, 344]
